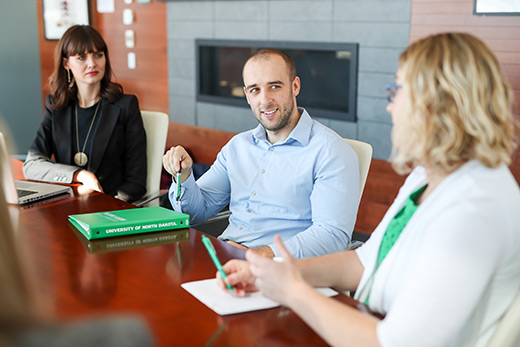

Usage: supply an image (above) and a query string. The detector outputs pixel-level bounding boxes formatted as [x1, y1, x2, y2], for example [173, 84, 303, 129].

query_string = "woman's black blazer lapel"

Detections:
[53, 104, 73, 164]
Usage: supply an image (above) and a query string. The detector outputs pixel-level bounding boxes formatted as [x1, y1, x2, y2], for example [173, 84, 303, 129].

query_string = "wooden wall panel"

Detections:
[410, 0, 520, 183]
[36, 0, 168, 114]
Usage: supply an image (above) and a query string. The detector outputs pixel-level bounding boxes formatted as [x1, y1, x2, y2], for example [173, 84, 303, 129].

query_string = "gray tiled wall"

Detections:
[166, 0, 411, 160]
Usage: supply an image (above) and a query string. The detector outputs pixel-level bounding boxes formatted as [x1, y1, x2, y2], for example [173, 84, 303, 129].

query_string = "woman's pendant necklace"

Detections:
[74, 101, 100, 167]
[74, 152, 88, 166]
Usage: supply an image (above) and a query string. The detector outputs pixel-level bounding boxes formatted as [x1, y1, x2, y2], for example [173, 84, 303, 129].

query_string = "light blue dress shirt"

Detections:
[169, 109, 360, 258]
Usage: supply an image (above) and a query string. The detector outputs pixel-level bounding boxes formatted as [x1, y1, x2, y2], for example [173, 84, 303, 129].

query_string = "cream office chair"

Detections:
[488, 290, 520, 347]
[136, 111, 169, 206]
[343, 138, 373, 253]
[344, 138, 373, 202]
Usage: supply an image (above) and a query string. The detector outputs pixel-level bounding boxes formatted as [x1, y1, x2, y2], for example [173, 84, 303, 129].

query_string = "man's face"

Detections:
[243, 55, 300, 136]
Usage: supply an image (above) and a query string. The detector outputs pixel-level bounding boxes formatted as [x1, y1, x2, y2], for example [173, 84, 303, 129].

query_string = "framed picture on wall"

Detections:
[474, 0, 520, 15]
[43, 0, 90, 40]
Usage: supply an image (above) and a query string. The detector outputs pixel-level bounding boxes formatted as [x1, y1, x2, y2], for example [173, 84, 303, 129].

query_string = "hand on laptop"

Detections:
[75, 170, 104, 193]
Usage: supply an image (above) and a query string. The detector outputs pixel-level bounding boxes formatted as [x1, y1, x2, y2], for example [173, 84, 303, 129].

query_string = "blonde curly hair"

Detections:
[391, 32, 516, 175]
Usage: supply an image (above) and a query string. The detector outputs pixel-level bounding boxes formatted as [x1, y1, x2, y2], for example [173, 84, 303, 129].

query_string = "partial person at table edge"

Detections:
[216, 32, 520, 346]
[163, 48, 360, 259]
[0, 144, 153, 346]
[23, 25, 147, 203]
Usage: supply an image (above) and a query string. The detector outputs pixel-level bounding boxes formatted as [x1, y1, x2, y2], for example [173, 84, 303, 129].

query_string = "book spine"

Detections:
[90, 218, 190, 239]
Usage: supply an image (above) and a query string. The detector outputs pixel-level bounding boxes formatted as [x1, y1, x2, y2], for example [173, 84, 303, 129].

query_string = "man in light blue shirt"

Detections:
[163, 49, 359, 259]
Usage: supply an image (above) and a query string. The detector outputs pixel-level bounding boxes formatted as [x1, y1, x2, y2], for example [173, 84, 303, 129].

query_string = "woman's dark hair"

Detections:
[49, 25, 123, 109]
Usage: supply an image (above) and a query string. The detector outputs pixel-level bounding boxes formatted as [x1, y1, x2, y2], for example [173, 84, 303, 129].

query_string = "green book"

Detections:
[69, 206, 190, 240]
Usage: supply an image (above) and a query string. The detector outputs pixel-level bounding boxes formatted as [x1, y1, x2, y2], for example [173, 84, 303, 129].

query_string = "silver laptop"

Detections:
[0, 132, 72, 205]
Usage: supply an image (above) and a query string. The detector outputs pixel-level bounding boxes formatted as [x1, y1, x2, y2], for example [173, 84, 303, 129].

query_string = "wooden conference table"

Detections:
[10, 159, 374, 346]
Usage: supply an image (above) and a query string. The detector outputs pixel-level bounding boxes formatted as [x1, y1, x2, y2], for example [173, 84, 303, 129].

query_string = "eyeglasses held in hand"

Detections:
[386, 83, 402, 103]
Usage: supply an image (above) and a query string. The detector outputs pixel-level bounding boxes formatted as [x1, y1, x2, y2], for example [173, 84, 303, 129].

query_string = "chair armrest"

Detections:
[133, 189, 169, 207]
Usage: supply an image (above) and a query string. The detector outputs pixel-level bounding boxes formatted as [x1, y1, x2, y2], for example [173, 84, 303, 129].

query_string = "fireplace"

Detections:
[196, 39, 358, 122]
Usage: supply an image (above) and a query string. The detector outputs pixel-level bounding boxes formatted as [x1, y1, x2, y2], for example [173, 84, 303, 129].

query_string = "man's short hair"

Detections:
[242, 48, 297, 82]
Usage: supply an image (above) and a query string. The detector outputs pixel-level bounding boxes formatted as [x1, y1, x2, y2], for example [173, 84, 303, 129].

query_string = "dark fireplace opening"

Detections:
[196, 39, 358, 122]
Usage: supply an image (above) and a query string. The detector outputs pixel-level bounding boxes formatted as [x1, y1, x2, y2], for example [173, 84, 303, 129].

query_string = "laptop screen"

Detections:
[0, 132, 19, 204]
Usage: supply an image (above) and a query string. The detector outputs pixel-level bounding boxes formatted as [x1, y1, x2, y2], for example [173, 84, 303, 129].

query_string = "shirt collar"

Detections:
[251, 107, 312, 146]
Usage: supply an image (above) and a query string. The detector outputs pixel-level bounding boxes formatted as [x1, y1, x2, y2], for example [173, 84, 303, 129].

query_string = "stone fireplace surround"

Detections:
[196, 38, 359, 123]
[165, 0, 411, 160]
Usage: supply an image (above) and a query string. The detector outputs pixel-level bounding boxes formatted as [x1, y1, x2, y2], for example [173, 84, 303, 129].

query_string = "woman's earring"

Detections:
[67, 69, 74, 89]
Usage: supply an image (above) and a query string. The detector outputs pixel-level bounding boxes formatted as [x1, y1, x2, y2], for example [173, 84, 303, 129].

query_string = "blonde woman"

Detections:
[216, 32, 520, 346]
[0, 149, 152, 346]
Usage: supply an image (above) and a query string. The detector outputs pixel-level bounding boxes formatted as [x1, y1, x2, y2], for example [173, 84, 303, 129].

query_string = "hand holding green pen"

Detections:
[201, 235, 234, 292]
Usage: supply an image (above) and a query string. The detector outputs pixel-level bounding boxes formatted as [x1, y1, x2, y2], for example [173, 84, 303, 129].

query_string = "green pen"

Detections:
[175, 158, 182, 202]
[201, 235, 234, 292]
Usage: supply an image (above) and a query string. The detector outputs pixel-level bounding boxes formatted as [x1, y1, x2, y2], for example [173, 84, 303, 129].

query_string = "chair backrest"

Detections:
[141, 111, 169, 197]
[344, 138, 373, 202]
[488, 290, 520, 347]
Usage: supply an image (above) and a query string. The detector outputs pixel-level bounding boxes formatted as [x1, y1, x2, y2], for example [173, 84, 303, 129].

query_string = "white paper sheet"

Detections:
[181, 278, 338, 315]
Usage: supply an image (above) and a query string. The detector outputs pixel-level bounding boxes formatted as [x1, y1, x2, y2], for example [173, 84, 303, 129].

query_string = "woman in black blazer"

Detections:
[23, 25, 146, 202]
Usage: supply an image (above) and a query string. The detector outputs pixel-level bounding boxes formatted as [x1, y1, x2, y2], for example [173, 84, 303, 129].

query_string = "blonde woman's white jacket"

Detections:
[355, 160, 520, 347]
